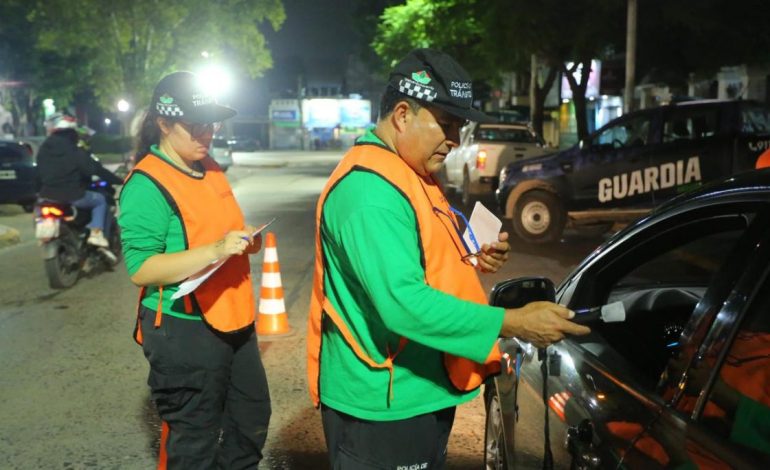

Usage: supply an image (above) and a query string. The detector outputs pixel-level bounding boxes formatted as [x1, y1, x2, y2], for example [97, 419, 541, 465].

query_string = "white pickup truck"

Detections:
[442, 122, 549, 205]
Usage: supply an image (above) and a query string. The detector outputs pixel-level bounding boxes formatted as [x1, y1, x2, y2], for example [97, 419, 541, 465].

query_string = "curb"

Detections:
[0, 225, 21, 249]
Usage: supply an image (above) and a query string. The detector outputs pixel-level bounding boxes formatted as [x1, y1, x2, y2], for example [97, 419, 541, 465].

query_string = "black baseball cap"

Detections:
[151, 71, 236, 124]
[388, 48, 493, 124]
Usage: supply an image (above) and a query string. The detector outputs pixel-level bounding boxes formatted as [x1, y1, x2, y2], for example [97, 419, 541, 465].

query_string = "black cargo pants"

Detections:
[322, 404, 455, 469]
[140, 306, 271, 469]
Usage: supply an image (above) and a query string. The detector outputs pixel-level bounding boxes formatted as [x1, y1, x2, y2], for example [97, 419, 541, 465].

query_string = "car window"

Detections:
[0, 146, 26, 163]
[741, 104, 770, 134]
[697, 268, 770, 460]
[613, 228, 736, 288]
[663, 107, 720, 143]
[573, 209, 757, 391]
[594, 114, 651, 148]
[475, 126, 537, 144]
[212, 138, 229, 148]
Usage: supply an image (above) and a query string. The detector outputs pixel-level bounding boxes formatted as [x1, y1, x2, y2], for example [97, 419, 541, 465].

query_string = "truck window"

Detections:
[594, 115, 651, 148]
[475, 126, 537, 144]
[663, 108, 719, 143]
[741, 105, 770, 133]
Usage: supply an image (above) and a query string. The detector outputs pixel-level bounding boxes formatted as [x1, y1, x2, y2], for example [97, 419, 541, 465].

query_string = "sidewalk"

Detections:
[0, 203, 31, 250]
[0, 224, 20, 249]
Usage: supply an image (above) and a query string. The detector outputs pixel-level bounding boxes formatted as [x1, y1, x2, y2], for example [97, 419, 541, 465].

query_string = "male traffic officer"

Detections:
[307, 48, 591, 469]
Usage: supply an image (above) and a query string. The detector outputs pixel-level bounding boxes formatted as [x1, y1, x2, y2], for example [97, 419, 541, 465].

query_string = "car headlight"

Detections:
[499, 166, 508, 182]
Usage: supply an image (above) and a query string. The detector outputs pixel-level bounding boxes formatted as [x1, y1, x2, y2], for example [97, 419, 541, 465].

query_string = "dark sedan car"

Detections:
[0, 140, 37, 211]
[485, 168, 770, 469]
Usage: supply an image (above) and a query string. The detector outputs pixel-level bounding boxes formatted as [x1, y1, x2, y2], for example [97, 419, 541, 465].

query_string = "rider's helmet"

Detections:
[45, 113, 78, 135]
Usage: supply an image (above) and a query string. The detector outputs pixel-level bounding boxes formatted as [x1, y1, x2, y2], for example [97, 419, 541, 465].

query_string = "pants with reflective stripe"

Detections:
[140, 306, 271, 470]
[321, 404, 455, 469]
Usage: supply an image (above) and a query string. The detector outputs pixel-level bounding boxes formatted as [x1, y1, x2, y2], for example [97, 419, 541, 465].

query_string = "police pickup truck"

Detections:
[496, 99, 770, 243]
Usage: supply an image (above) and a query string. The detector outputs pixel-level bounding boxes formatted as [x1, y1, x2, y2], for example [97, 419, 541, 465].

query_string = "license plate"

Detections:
[0, 170, 17, 180]
[35, 218, 60, 239]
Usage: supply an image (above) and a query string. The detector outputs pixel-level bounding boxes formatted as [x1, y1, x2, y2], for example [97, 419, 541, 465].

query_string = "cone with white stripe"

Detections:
[256, 232, 291, 336]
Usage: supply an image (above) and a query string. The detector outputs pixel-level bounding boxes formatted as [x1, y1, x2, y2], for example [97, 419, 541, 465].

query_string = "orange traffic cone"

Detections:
[256, 232, 292, 336]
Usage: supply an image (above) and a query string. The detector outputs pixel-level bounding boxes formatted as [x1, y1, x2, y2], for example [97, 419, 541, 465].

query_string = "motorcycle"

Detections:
[34, 179, 121, 288]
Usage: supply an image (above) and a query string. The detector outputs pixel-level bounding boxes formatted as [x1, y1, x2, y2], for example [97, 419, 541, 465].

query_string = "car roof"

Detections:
[0, 139, 30, 150]
[655, 167, 770, 212]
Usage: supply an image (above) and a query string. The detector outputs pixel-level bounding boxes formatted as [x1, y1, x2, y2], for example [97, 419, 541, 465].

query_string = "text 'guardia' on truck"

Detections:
[495, 100, 770, 243]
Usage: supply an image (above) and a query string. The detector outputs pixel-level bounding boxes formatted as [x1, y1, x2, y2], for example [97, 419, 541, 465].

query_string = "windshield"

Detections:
[475, 126, 541, 144]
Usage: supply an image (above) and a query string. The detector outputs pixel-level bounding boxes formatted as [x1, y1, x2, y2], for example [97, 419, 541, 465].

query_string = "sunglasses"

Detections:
[178, 121, 222, 139]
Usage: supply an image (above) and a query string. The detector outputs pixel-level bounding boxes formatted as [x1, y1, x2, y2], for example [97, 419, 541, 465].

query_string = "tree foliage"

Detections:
[25, 0, 285, 114]
[372, 0, 522, 84]
[372, 0, 624, 138]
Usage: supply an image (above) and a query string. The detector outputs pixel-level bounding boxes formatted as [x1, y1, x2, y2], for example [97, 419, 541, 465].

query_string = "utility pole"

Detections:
[624, 0, 637, 113]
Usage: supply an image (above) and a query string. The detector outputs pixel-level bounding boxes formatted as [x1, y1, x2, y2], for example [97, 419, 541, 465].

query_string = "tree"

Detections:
[372, 0, 523, 88]
[25, 0, 285, 126]
[371, 0, 622, 140]
[504, 0, 625, 140]
[0, 0, 49, 135]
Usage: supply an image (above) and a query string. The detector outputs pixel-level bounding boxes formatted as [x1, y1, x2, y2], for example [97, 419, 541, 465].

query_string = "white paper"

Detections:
[463, 202, 502, 265]
[171, 218, 276, 300]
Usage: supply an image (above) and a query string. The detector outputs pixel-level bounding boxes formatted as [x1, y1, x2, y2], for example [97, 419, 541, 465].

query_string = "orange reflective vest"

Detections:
[127, 153, 255, 342]
[307, 143, 501, 407]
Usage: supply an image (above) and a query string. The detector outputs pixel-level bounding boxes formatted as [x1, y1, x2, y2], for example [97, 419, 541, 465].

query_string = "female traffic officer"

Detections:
[118, 71, 271, 469]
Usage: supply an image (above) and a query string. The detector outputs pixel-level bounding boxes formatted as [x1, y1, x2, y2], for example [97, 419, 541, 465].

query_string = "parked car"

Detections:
[228, 135, 260, 152]
[0, 139, 37, 212]
[496, 99, 770, 243]
[444, 122, 548, 205]
[484, 168, 770, 469]
[210, 136, 233, 172]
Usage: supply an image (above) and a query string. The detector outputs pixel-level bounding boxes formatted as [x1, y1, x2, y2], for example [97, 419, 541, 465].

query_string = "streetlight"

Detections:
[117, 99, 130, 113]
[197, 63, 233, 99]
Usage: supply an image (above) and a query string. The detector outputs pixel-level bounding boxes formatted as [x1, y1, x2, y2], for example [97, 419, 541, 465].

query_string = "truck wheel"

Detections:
[513, 190, 565, 243]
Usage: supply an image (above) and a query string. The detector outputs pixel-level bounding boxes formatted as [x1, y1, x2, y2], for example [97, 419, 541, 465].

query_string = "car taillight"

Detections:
[41, 206, 63, 218]
[476, 149, 487, 170]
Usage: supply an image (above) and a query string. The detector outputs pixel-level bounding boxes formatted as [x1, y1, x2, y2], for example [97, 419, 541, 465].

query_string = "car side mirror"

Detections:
[489, 277, 556, 308]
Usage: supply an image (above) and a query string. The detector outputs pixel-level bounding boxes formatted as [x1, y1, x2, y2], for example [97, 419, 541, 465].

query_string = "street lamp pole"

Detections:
[117, 98, 131, 161]
[624, 0, 637, 113]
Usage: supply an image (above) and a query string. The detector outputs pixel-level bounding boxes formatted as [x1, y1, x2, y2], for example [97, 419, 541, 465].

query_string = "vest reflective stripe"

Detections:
[307, 144, 501, 407]
[128, 154, 255, 335]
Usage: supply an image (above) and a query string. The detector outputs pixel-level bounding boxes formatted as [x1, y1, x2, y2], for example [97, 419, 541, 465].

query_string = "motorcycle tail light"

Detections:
[41, 206, 64, 218]
[476, 149, 487, 170]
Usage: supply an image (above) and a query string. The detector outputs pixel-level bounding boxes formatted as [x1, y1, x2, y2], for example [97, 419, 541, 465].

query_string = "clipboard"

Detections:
[170, 218, 275, 300]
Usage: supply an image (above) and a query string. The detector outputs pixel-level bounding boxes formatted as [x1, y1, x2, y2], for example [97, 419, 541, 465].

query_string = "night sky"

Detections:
[265, 0, 359, 62]
[236, 0, 363, 117]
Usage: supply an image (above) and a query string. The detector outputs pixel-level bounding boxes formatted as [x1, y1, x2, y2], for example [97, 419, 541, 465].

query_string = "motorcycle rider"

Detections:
[37, 113, 123, 248]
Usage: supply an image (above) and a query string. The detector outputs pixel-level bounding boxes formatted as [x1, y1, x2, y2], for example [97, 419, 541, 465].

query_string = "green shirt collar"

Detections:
[356, 128, 385, 146]
[355, 128, 397, 154]
[149, 144, 205, 178]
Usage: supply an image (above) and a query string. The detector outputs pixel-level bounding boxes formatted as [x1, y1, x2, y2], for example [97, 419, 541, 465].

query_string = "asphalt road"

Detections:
[0, 151, 610, 469]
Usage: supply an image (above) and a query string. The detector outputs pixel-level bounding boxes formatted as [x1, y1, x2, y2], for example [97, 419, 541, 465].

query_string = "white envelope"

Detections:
[462, 202, 502, 264]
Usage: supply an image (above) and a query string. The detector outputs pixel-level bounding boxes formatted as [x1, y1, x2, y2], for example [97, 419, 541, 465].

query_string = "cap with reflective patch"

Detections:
[151, 71, 236, 124]
[388, 48, 493, 124]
